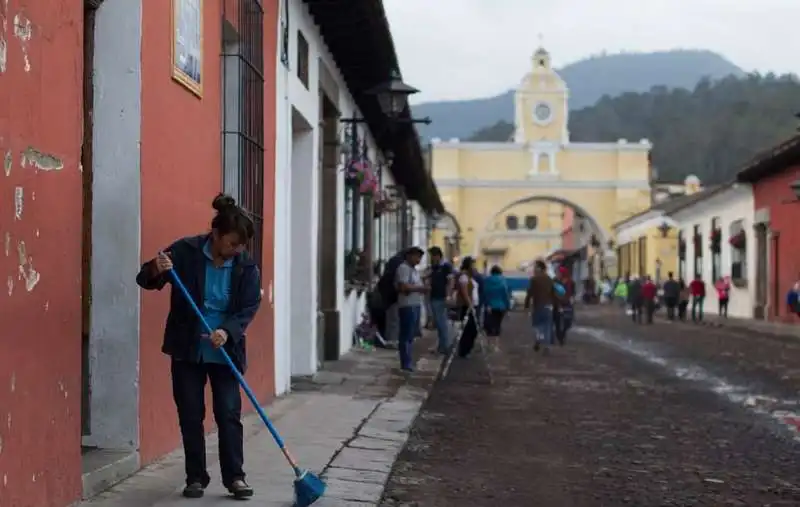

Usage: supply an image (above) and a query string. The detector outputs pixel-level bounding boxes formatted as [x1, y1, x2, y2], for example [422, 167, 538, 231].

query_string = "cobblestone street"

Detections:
[381, 306, 800, 506]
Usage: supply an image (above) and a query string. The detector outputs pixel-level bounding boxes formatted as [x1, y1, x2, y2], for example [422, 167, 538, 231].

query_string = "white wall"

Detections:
[672, 184, 756, 319]
[274, 0, 382, 394]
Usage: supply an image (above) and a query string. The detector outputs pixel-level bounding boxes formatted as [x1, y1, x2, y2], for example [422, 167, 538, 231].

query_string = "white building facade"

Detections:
[272, 0, 441, 394]
[669, 183, 756, 319]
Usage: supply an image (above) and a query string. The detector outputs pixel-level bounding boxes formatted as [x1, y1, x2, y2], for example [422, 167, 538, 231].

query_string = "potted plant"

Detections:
[359, 169, 379, 196]
[729, 231, 746, 250]
[344, 157, 372, 187]
[709, 228, 721, 253]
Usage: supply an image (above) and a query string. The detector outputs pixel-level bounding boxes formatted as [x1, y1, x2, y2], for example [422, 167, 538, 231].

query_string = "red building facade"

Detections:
[0, 1, 278, 506]
[738, 135, 800, 321]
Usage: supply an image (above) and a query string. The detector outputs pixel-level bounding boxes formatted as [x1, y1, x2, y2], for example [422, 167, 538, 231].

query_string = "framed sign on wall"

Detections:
[172, 0, 203, 96]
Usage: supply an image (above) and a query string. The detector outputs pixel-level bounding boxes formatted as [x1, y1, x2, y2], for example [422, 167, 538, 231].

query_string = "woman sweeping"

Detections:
[136, 194, 261, 499]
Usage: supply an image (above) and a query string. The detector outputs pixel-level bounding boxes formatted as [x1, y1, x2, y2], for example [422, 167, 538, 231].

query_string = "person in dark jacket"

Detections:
[662, 271, 680, 320]
[627, 276, 643, 323]
[136, 194, 261, 500]
[524, 260, 558, 353]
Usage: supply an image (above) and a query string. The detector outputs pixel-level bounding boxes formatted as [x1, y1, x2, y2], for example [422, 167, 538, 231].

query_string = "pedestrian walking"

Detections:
[662, 272, 680, 320]
[394, 247, 428, 372]
[136, 194, 260, 499]
[483, 266, 511, 345]
[376, 250, 406, 348]
[689, 274, 706, 322]
[456, 257, 480, 358]
[524, 259, 557, 353]
[628, 275, 643, 323]
[425, 246, 454, 354]
[554, 266, 576, 344]
[600, 276, 613, 303]
[715, 276, 731, 317]
[787, 279, 800, 319]
[642, 275, 657, 324]
[614, 276, 628, 307]
[678, 278, 690, 320]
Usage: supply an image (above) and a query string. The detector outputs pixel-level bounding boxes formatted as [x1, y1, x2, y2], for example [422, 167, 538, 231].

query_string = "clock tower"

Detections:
[513, 47, 569, 145]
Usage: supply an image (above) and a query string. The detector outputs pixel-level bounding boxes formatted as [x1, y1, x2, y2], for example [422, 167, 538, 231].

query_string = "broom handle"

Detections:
[167, 269, 300, 471]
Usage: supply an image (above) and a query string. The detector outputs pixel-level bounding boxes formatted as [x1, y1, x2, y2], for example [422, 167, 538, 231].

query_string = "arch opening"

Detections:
[474, 195, 609, 262]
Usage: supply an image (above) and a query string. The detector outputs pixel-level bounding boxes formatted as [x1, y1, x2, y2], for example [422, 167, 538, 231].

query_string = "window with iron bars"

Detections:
[221, 0, 265, 270]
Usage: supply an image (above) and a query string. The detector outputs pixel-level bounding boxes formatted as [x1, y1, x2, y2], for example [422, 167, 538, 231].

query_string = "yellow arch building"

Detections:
[430, 47, 654, 276]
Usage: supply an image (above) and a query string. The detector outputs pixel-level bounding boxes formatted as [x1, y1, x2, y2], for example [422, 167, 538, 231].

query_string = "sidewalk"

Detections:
[584, 301, 800, 340]
[687, 313, 800, 338]
[80, 333, 440, 507]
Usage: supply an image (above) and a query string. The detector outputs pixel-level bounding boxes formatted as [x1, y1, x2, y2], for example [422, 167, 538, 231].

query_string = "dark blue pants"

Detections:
[398, 305, 421, 370]
[171, 359, 244, 488]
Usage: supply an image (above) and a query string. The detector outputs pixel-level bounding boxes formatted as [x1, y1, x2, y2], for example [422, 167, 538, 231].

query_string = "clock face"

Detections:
[534, 102, 552, 122]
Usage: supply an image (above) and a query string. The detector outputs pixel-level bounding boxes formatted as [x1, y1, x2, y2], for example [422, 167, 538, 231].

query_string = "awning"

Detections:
[303, 0, 444, 214]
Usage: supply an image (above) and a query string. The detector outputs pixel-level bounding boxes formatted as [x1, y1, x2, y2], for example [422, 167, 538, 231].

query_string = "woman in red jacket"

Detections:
[689, 274, 706, 322]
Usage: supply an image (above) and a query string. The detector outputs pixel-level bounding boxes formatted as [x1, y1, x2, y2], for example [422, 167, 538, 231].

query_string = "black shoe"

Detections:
[534, 342, 540, 352]
[182, 482, 205, 498]
[228, 479, 254, 499]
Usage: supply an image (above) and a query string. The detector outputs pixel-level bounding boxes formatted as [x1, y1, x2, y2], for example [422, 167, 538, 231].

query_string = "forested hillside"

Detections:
[413, 50, 744, 141]
[467, 74, 800, 184]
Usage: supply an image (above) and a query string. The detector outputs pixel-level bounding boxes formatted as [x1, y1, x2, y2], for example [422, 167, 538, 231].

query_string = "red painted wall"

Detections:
[138, 1, 277, 463]
[561, 207, 575, 250]
[751, 165, 800, 321]
[0, 2, 84, 507]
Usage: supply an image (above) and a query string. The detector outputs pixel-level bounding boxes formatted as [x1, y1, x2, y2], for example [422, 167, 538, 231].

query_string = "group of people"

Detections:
[609, 272, 732, 323]
[523, 261, 576, 353]
[371, 247, 517, 371]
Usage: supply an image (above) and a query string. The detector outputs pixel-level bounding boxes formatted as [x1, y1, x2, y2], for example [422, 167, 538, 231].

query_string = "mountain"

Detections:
[412, 50, 745, 141]
[469, 73, 800, 184]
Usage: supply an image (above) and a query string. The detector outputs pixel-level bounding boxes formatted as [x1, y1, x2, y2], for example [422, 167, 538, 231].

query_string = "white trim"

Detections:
[436, 179, 650, 189]
[431, 140, 651, 152]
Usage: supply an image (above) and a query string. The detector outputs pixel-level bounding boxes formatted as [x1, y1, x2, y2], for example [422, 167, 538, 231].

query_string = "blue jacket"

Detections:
[136, 234, 262, 372]
[483, 274, 511, 311]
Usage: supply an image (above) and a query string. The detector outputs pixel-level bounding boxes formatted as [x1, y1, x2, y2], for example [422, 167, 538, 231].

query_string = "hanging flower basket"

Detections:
[359, 169, 379, 196]
[344, 158, 372, 187]
[709, 228, 721, 253]
[729, 231, 746, 250]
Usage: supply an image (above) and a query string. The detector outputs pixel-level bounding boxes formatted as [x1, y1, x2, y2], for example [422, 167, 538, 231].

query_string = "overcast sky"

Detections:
[384, 0, 800, 104]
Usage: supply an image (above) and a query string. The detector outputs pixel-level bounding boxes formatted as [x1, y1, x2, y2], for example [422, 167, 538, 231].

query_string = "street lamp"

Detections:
[367, 69, 421, 121]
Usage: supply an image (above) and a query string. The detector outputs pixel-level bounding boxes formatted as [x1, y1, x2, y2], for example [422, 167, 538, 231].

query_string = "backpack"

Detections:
[377, 254, 404, 307]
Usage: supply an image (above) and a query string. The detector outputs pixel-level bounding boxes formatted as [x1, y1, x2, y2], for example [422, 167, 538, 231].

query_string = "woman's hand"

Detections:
[210, 329, 228, 348]
[155, 251, 173, 273]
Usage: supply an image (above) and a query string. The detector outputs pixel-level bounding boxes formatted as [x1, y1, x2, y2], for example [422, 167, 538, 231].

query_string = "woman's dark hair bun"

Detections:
[212, 193, 238, 213]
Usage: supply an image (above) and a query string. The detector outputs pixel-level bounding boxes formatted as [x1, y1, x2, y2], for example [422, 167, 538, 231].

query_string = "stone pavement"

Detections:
[80, 333, 440, 507]
[382, 311, 800, 506]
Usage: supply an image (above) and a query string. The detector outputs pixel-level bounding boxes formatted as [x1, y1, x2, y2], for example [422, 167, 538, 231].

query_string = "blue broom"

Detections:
[167, 269, 326, 507]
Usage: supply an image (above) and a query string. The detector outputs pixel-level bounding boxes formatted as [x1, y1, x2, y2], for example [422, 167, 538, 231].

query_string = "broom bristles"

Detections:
[293, 469, 326, 507]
